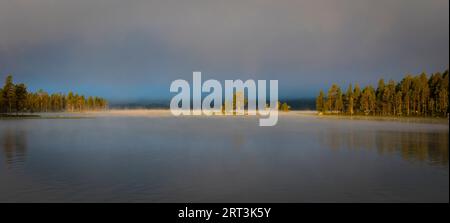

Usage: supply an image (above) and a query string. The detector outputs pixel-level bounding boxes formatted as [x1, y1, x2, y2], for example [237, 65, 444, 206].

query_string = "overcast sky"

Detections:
[0, 0, 448, 100]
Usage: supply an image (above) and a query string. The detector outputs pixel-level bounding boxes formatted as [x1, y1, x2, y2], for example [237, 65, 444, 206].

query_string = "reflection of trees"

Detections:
[2, 129, 27, 166]
[320, 128, 448, 166]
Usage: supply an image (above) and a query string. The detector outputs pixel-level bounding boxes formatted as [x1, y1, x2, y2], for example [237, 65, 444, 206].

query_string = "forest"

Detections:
[0, 75, 108, 114]
[316, 70, 449, 117]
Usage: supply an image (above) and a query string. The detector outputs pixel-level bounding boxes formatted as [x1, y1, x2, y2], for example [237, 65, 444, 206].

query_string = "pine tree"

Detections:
[361, 86, 371, 115]
[316, 90, 325, 113]
[88, 96, 94, 110]
[3, 75, 16, 113]
[67, 92, 74, 112]
[335, 87, 344, 113]
[345, 84, 354, 115]
[15, 83, 28, 114]
[376, 78, 385, 115]
[419, 73, 429, 115]
[327, 84, 340, 113]
[412, 76, 421, 115]
[395, 91, 402, 116]
[439, 70, 448, 115]
[353, 83, 361, 114]
[400, 75, 413, 116]
[383, 80, 395, 115]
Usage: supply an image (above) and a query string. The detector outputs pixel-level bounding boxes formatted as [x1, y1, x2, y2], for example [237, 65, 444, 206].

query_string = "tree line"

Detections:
[0, 75, 108, 114]
[316, 70, 449, 117]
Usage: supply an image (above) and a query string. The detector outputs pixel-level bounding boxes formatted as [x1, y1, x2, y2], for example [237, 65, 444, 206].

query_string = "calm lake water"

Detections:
[0, 112, 448, 202]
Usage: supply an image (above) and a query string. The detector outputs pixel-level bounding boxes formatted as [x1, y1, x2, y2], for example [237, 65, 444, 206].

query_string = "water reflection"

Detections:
[320, 128, 449, 166]
[1, 128, 27, 167]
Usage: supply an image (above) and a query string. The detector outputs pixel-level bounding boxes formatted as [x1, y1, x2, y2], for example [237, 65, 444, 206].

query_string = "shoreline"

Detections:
[315, 113, 449, 125]
[1, 109, 448, 125]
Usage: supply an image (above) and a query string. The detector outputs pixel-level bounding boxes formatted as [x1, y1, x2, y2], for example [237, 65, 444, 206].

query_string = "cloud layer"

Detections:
[0, 0, 448, 100]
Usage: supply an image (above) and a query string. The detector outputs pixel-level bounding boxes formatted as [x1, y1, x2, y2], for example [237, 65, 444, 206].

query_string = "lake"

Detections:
[0, 111, 448, 202]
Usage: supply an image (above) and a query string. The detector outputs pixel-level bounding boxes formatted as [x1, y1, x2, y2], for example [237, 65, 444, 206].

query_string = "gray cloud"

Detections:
[0, 0, 448, 99]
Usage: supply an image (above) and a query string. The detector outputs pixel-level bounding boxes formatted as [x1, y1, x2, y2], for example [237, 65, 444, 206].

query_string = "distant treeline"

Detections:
[284, 98, 316, 110]
[316, 70, 449, 117]
[0, 75, 108, 113]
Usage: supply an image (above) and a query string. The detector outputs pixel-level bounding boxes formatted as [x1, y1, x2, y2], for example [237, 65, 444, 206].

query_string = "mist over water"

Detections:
[0, 114, 448, 202]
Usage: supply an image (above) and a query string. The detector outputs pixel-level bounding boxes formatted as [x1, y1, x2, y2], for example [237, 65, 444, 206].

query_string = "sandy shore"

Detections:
[85, 109, 318, 117]
[85, 109, 174, 117]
